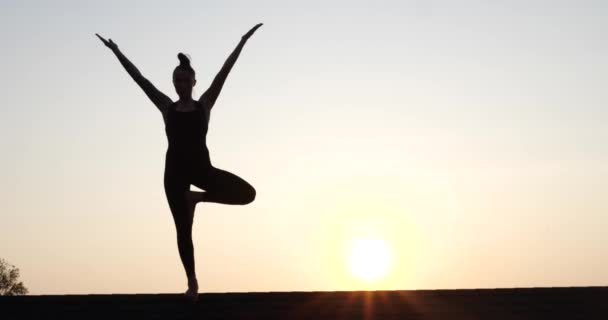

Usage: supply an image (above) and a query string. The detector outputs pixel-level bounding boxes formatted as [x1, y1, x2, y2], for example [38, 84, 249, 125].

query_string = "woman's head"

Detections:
[173, 52, 197, 98]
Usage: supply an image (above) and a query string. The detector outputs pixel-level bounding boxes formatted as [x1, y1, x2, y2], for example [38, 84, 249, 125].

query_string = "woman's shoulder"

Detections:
[196, 99, 212, 112]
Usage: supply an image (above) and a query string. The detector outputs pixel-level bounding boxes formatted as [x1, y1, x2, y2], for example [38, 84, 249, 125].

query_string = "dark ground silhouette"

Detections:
[2, 287, 607, 319]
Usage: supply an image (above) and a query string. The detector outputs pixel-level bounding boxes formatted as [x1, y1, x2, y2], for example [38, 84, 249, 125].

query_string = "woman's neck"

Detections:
[177, 96, 194, 103]
[175, 98, 197, 111]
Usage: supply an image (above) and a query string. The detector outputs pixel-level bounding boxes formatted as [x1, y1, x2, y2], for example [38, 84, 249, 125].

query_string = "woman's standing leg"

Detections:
[164, 165, 198, 297]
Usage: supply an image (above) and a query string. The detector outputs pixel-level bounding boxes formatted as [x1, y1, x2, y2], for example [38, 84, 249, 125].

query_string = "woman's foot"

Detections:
[184, 191, 203, 220]
[184, 277, 199, 302]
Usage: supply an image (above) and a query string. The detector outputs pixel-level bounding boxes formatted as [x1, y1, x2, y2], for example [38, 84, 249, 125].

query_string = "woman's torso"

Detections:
[164, 100, 212, 168]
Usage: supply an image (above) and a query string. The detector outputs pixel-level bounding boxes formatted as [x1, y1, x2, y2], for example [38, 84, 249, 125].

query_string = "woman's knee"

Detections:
[176, 230, 193, 243]
[240, 184, 256, 205]
[175, 221, 193, 240]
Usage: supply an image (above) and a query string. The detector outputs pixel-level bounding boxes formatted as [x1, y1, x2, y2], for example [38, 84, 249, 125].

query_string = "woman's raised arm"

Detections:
[96, 33, 172, 115]
[198, 23, 263, 110]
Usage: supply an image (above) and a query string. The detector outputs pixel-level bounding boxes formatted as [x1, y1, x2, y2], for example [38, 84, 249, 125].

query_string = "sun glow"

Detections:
[318, 202, 419, 290]
[349, 236, 393, 282]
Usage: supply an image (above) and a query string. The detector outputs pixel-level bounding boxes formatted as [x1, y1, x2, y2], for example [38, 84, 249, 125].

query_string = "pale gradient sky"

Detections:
[1, 0, 607, 295]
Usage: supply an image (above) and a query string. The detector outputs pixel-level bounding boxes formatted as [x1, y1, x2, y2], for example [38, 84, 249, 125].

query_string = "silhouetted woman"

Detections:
[96, 23, 262, 302]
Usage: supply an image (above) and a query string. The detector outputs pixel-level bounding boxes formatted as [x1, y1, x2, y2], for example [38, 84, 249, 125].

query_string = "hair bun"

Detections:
[177, 52, 191, 67]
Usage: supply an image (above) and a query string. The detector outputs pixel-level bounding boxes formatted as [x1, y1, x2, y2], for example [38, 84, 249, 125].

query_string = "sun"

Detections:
[349, 236, 393, 282]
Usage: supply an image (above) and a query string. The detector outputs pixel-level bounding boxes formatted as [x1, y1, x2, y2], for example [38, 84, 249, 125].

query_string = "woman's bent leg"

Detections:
[192, 166, 256, 205]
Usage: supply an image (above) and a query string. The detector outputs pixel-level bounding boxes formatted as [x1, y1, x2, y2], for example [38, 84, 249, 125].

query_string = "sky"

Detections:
[0, 0, 606, 295]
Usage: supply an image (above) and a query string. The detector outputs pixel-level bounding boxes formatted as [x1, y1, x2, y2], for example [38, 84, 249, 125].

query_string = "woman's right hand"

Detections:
[95, 33, 118, 51]
[241, 23, 263, 41]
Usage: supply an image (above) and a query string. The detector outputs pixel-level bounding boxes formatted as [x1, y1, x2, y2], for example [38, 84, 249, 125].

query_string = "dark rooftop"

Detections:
[2, 286, 607, 319]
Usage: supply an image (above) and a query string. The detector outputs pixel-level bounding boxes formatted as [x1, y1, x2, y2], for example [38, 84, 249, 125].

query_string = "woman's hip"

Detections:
[164, 160, 213, 190]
